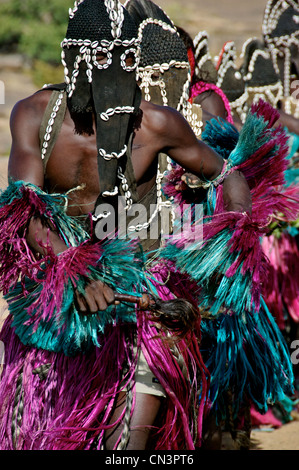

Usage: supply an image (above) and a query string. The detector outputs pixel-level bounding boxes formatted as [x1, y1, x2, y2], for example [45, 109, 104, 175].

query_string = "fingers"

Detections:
[75, 280, 116, 314]
[181, 173, 202, 189]
[175, 181, 187, 191]
[75, 289, 88, 312]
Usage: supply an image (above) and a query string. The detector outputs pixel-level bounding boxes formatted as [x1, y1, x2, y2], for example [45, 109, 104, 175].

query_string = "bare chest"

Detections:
[44, 115, 157, 215]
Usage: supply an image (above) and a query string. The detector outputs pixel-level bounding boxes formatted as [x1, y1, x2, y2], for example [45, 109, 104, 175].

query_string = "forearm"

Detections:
[26, 216, 68, 256]
[178, 164, 252, 214]
[277, 109, 299, 135]
[222, 170, 252, 213]
[171, 140, 224, 181]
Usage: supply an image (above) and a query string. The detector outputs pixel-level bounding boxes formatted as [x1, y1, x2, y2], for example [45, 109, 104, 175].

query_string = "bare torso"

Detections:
[8, 87, 251, 222]
[8, 89, 192, 217]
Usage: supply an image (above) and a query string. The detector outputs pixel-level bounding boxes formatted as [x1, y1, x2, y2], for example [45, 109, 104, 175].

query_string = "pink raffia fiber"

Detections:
[190, 81, 234, 124]
[163, 101, 299, 312]
[0, 185, 102, 299]
[262, 233, 299, 329]
[0, 317, 133, 450]
[0, 186, 54, 294]
[143, 262, 210, 449]
[0, 261, 209, 450]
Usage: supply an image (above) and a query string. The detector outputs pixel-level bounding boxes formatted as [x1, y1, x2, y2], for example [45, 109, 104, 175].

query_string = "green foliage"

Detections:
[0, 0, 73, 64]
[31, 60, 64, 89]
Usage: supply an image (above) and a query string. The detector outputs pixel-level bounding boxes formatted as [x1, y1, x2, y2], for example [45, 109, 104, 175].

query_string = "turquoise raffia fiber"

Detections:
[160, 227, 254, 315]
[203, 112, 270, 167]
[0, 181, 146, 356]
[201, 299, 294, 416]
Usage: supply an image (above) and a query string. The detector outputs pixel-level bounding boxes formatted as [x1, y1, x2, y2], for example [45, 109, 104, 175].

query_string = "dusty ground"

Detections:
[222, 420, 299, 451]
[0, 0, 298, 451]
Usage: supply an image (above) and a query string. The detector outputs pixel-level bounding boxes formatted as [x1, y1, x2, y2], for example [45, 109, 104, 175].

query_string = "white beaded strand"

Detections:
[41, 92, 65, 160]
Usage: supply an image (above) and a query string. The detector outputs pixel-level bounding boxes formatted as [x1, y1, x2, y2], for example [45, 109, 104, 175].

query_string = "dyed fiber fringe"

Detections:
[0, 181, 146, 356]
[0, 270, 209, 450]
[262, 233, 299, 330]
[261, 140, 299, 331]
[200, 299, 293, 418]
[0, 181, 209, 449]
[161, 100, 298, 413]
[162, 100, 299, 316]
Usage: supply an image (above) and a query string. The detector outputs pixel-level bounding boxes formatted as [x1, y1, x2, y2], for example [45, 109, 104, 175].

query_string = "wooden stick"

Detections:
[114, 292, 153, 310]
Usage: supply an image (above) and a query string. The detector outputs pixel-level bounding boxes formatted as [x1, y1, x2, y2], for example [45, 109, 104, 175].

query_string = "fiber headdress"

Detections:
[61, 0, 142, 234]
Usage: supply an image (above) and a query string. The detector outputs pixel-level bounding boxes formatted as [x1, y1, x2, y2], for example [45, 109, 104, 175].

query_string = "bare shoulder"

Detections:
[193, 89, 227, 119]
[10, 89, 52, 131]
[139, 99, 197, 153]
[140, 99, 187, 136]
[8, 89, 55, 185]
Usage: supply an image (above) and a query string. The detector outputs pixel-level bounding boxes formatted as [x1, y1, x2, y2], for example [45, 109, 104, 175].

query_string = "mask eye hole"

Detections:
[121, 48, 139, 71]
[126, 52, 135, 67]
[96, 52, 108, 65]
[151, 71, 161, 82]
[93, 49, 112, 69]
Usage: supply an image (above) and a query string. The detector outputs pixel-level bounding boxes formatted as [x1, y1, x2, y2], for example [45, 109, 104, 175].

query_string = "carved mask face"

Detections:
[136, 21, 190, 109]
[61, 0, 141, 199]
[263, 0, 299, 96]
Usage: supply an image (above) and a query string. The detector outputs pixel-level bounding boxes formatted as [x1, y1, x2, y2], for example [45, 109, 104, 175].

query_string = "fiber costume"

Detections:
[127, 0, 298, 446]
[163, 99, 299, 441]
[239, 35, 299, 333]
[205, 17, 299, 427]
[0, 0, 209, 450]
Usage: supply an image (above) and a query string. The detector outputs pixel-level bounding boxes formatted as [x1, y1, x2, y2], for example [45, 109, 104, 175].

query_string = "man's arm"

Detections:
[9, 95, 45, 187]
[153, 105, 252, 213]
[8, 94, 70, 255]
[8, 94, 115, 312]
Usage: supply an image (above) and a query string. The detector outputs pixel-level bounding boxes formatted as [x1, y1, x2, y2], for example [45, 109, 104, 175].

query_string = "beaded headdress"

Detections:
[263, 0, 299, 115]
[216, 41, 248, 123]
[61, 0, 142, 231]
[193, 30, 218, 84]
[125, 0, 201, 136]
[240, 37, 283, 108]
